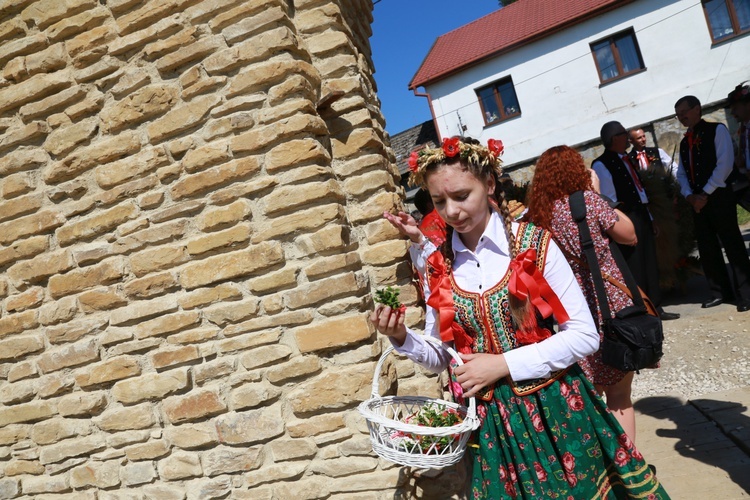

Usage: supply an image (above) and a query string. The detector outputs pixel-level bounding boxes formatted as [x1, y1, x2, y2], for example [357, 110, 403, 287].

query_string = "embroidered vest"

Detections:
[595, 149, 644, 213]
[628, 146, 664, 172]
[679, 120, 720, 194]
[448, 222, 566, 398]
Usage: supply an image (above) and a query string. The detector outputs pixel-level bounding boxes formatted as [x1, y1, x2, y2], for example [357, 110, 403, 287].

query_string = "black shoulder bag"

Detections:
[569, 191, 664, 372]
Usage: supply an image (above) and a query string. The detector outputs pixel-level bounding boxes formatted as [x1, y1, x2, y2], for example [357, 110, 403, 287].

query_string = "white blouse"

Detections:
[394, 211, 598, 382]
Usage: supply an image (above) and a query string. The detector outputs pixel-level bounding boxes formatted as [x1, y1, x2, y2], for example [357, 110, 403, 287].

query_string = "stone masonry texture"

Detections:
[0, 0, 463, 498]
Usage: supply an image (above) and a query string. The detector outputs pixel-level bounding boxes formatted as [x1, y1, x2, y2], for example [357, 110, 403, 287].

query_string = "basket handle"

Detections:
[371, 335, 479, 427]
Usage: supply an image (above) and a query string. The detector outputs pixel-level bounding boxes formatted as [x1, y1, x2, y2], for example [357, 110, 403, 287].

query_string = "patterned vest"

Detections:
[679, 119, 719, 194]
[448, 222, 566, 398]
[595, 149, 644, 213]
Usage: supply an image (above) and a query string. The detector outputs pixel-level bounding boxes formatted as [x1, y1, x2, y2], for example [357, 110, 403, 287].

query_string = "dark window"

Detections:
[703, 0, 750, 42]
[590, 29, 645, 84]
[476, 77, 520, 126]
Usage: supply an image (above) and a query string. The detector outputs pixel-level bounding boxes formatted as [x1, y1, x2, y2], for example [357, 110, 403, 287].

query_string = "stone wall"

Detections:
[0, 1, 455, 498]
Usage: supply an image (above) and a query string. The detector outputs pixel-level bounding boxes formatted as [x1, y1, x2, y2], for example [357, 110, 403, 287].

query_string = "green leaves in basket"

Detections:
[373, 286, 405, 312]
[394, 403, 463, 452]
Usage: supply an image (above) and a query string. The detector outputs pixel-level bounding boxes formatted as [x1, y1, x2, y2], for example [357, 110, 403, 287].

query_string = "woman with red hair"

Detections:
[525, 145, 641, 442]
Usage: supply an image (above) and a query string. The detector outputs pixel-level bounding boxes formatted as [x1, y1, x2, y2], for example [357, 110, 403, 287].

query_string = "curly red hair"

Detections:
[525, 145, 593, 230]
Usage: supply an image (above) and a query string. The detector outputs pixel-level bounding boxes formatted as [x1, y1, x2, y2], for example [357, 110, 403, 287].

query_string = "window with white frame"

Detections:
[476, 77, 520, 126]
[703, 0, 750, 42]
[590, 29, 645, 84]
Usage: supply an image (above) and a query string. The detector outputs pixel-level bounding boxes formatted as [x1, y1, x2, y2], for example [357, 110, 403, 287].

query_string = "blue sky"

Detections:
[370, 1, 499, 135]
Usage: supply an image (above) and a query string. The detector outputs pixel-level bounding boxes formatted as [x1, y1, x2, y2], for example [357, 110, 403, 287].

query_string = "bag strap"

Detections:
[568, 191, 647, 317]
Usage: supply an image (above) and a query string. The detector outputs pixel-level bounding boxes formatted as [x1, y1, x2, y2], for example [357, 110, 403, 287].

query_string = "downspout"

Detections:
[412, 87, 442, 142]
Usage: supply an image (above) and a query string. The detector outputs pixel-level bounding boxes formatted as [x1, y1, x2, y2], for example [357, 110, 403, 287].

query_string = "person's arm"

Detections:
[607, 208, 637, 246]
[658, 148, 677, 177]
[501, 241, 599, 381]
[675, 154, 693, 198]
[592, 161, 617, 201]
[702, 124, 736, 194]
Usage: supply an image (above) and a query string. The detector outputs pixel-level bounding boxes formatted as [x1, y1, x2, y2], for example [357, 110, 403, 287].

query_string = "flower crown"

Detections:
[407, 137, 504, 186]
[727, 81, 750, 105]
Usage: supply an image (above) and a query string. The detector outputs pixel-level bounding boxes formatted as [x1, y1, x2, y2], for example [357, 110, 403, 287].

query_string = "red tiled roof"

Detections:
[409, 0, 634, 89]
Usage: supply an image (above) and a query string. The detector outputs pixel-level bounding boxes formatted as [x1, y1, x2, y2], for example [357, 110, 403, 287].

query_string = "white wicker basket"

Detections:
[358, 336, 481, 469]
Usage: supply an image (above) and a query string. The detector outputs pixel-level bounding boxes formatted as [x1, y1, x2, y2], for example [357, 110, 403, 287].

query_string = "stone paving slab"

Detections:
[634, 390, 750, 499]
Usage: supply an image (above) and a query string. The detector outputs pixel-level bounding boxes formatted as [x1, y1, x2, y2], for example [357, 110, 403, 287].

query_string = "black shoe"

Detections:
[701, 297, 723, 308]
[659, 311, 680, 321]
[648, 464, 657, 476]
[737, 301, 750, 312]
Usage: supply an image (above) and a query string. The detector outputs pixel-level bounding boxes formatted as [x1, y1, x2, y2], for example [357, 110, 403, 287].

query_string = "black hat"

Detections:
[726, 82, 750, 107]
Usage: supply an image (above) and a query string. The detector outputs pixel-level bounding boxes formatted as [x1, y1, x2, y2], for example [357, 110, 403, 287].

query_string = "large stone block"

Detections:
[288, 362, 375, 414]
[46, 316, 107, 344]
[78, 287, 129, 312]
[264, 180, 344, 216]
[0, 210, 66, 246]
[44, 131, 141, 184]
[70, 459, 120, 489]
[147, 93, 221, 143]
[170, 156, 260, 200]
[0, 121, 50, 154]
[252, 203, 344, 243]
[294, 314, 374, 353]
[163, 389, 226, 424]
[203, 298, 259, 326]
[200, 445, 263, 476]
[135, 311, 202, 339]
[0, 310, 38, 339]
[238, 345, 291, 370]
[203, 26, 298, 75]
[122, 272, 178, 299]
[265, 356, 322, 384]
[129, 244, 189, 277]
[109, 296, 179, 326]
[56, 201, 138, 246]
[57, 392, 107, 417]
[178, 283, 242, 310]
[164, 422, 217, 450]
[92, 403, 155, 432]
[0, 32, 47, 67]
[195, 200, 251, 232]
[37, 339, 99, 374]
[100, 84, 179, 133]
[231, 113, 327, 155]
[113, 368, 189, 404]
[0, 148, 48, 176]
[157, 451, 202, 480]
[94, 146, 169, 189]
[43, 117, 98, 156]
[156, 34, 223, 73]
[284, 272, 362, 310]
[0, 400, 56, 427]
[0, 192, 43, 223]
[229, 383, 281, 410]
[48, 257, 126, 298]
[21, 0, 97, 30]
[265, 138, 329, 173]
[0, 335, 44, 362]
[30, 418, 92, 446]
[179, 241, 283, 289]
[46, 5, 110, 43]
[74, 355, 141, 388]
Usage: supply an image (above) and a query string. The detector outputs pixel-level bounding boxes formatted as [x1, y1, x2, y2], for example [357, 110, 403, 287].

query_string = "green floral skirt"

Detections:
[468, 365, 669, 499]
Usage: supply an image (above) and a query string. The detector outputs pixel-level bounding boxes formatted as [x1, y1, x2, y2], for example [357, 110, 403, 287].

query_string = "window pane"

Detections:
[477, 87, 500, 123]
[734, 0, 750, 31]
[497, 81, 520, 115]
[705, 0, 734, 39]
[614, 35, 641, 73]
[592, 41, 618, 81]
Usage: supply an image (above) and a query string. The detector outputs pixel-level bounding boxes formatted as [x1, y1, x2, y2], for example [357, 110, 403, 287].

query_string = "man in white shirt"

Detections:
[727, 82, 750, 212]
[628, 128, 677, 177]
[675, 95, 750, 312]
[592, 121, 679, 320]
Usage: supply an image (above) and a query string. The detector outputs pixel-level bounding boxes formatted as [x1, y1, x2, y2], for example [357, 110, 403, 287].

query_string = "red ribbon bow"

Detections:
[426, 252, 472, 352]
[508, 249, 570, 324]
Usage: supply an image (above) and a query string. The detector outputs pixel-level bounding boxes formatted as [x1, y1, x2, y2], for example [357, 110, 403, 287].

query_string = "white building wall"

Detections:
[425, 0, 750, 166]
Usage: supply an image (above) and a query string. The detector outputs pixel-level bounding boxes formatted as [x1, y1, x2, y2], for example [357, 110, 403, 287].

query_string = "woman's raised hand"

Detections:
[383, 211, 423, 243]
[369, 304, 407, 346]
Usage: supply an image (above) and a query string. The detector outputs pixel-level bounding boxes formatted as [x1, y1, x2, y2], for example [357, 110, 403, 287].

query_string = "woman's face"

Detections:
[426, 162, 494, 244]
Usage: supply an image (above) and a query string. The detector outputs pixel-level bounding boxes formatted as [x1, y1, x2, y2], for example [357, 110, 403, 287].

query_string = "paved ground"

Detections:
[632, 223, 750, 499]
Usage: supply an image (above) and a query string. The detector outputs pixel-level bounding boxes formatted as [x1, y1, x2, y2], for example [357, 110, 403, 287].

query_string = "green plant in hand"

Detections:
[374, 286, 406, 313]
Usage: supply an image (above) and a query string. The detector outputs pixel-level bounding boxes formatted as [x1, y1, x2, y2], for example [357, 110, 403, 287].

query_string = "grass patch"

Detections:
[739, 206, 750, 226]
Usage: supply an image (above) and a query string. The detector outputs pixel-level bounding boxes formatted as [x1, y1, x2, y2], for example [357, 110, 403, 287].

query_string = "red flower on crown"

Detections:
[408, 151, 419, 172]
[442, 137, 460, 157]
[488, 138, 504, 157]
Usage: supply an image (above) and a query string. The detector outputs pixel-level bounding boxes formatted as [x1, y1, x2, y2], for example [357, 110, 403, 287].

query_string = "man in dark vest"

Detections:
[675, 95, 750, 312]
[592, 121, 680, 320]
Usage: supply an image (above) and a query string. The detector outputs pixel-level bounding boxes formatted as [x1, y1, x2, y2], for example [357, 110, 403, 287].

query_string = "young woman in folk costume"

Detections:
[370, 137, 668, 499]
